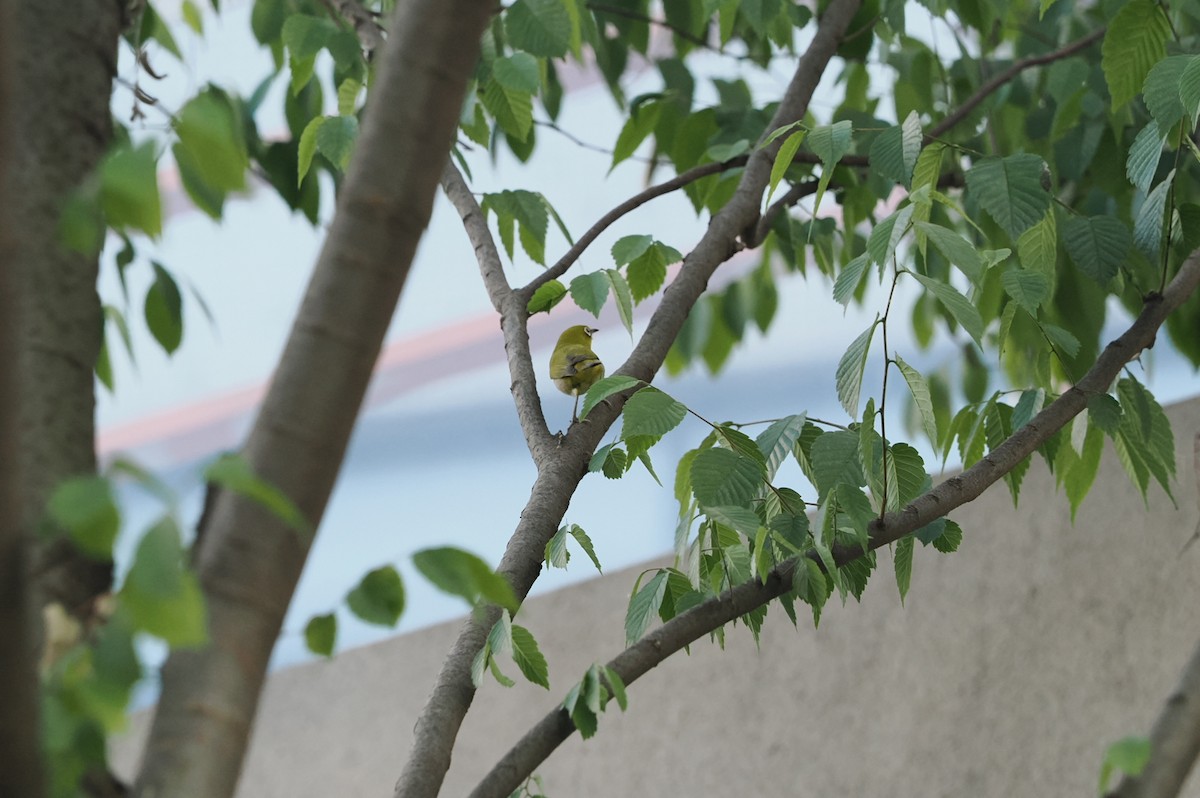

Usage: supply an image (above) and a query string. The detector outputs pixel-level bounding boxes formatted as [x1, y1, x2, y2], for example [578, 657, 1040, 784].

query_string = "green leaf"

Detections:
[706, 505, 763, 539]
[809, 430, 865, 499]
[315, 114, 359, 171]
[604, 269, 635, 334]
[754, 413, 807, 481]
[1134, 172, 1173, 261]
[832, 252, 870, 305]
[144, 262, 183, 356]
[867, 205, 913, 268]
[835, 320, 877, 418]
[1126, 123, 1165, 193]
[527, 280, 567, 315]
[412, 547, 519, 612]
[304, 613, 336, 657]
[1181, 56, 1200, 127]
[894, 535, 914, 604]
[1099, 737, 1152, 793]
[175, 89, 248, 193]
[910, 272, 984, 344]
[625, 570, 669, 645]
[767, 130, 806, 206]
[622, 386, 687, 438]
[690, 448, 763, 507]
[932, 519, 962, 552]
[1143, 55, 1192, 134]
[545, 525, 570, 568]
[611, 234, 653, 265]
[100, 142, 162, 237]
[964, 154, 1050, 239]
[1088, 393, 1123, 434]
[1016, 210, 1057, 284]
[715, 426, 768, 474]
[611, 100, 661, 169]
[346, 566, 405, 627]
[569, 271, 609, 316]
[914, 221, 985, 285]
[47, 477, 120, 559]
[1063, 215, 1131, 285]
[282, 14, 335, 60]
[337, 78, 360, 116]
[567, 524, 603, 573]
[580, 375, 642, 420]
[120, 518, 207, 647]
[894, 355, 938, 447]
[1001, 267, 1050, 314]
[1064, 420, 1103, 521]
[868, 111, 921, 188]
[603, 666, 628, 710]
[297, 116, 323, 185]
[203, 453, 309, 534]
[1115, 377, 1176, 501]
[511, 624, 550, 688]
[505, 0, 571, 57]
[808, 120, 853, 217]
[481, 72, 534, 141]
[1101, 0, 1170, 111]
[626, 242, 679, 302]
[741, 0, 782, 34]
[1041, 323, 1080, 358]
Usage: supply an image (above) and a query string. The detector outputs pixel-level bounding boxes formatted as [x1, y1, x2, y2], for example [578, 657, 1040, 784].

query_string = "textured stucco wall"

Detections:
[113, 395, 1200, 796]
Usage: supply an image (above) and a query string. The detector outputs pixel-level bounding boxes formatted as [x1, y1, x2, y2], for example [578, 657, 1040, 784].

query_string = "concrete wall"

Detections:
[113, 395, 1200, 796]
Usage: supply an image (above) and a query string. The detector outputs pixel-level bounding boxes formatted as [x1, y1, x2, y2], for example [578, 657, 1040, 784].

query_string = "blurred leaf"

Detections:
[413, 547, 518, 612]
[346, 566, 405, 627]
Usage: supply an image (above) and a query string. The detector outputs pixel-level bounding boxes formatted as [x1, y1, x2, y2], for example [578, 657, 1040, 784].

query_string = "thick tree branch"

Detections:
[397, 3, 863, 796]
[0, 6, 44, 793]
[1108, 634, 1200, 798]
[132, 2, 495, 797]
[440, 163, 556, 458]
[522, 158, 742, 299]
[471, 249, 1200, 797]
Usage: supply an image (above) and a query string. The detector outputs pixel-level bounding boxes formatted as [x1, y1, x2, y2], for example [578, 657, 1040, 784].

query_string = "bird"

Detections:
[549, 325, 604, 423]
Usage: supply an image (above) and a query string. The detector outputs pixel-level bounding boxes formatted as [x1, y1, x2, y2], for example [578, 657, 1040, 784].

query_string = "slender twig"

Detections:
[878, 270, 900, 519]
[586, 1, 712, 50]
[535, 119, 657, 163]
[469, 249, 1200, 798]
[926, 27, 1105, 140]
[521, 158, 744, 299]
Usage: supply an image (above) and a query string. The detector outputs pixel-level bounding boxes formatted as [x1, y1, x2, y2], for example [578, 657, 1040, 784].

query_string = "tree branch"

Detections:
[521, 158, 743, 300]
[470, 249, 1200, 798]
[396, 2, 864, 796]
[132, 2, 496, 797]
[440, 163, 556, 458]
[323, 0, 385, 55]
[1108, 633, 1200, 798]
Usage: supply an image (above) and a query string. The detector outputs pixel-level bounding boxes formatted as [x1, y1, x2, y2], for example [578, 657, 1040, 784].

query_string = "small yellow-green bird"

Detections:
[550, 325, 604, 423]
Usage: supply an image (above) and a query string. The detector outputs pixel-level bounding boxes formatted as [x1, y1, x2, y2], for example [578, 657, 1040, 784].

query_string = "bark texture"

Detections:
[12, 0, 122, 619]
[0, 1, 46, 792]
[131, 2, 495, 796]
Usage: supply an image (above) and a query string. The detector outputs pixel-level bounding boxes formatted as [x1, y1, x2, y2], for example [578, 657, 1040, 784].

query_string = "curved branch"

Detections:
[471, 249, 1200, 798]
[522, 158, 742, 300]
[926, 27, 1105, 140]
[440, 163, 555, 458]
[1108, 633, 1200, 798]
[397, 3, 864, 796]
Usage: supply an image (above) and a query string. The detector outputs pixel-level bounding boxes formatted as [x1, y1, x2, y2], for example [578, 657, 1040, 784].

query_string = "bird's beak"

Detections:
[586, 327, 598, 335]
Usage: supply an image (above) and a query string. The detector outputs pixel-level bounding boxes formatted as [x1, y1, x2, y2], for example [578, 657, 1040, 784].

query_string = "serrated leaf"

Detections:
[622, 386, 687, 438]
[1016, 210, 1057, 283]
[481, 73, 534, 141]
[569, 271, 609, 316]
[527, 280, 567, 315]
[715, 426, 768, 474]
[965, 154, 1051, 239]
[1181, 56, 1200, 127]
[810, 430, 865, 499]
[580, 375, 642, 420]
[315, 114, 358, 170]
[1126, 123, 1165, 193]
[835, 321, 877, 417]
[1088, 393, 1123, 434]
[808, 120, 853, 218]
[611, 234, 653, 266]
[604, 269, 635, 334]
[511, 624, 550, 688]
[1041, 323, 1080, 358]
[603, 666, 628, 710]
[869, 111, 921, 187]
[611, 100, 661, 170]
[1065, 421, 1104, 521]
[766, 130, 806, 206]
[545, 526, 570, 568]
[627, 242, 678, 303]
[894, 535, 914, 603]
[706, 505, 763, 539]
[894, 355, 938, 446]
[910, 273, 983, 344]
[1143, 55, 1192, 134]
[505, 0, 571, 57]
[412, 547, 518, 612]
[1002, 267, 1050, 313]
[832, 254, 870, 306]
[933, 519, 962, 552]
[1101, 0, 1170, 111]
[1134, 171, 1174, 260]
[625, 570, 668, 645]
[754, 413, 807, 481]
[567, 524, 602, 573]
[1063, 215, 1131, 285]
[690, 448, 763, 507]
[914, 221, 984, 284]
[337, 78, 360, 115]
[346, 565, 405, 627]
[867, 205, 913, 268]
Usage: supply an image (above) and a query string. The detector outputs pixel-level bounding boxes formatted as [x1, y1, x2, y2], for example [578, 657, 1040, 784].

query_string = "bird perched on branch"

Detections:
[549, 325, 604, 423]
